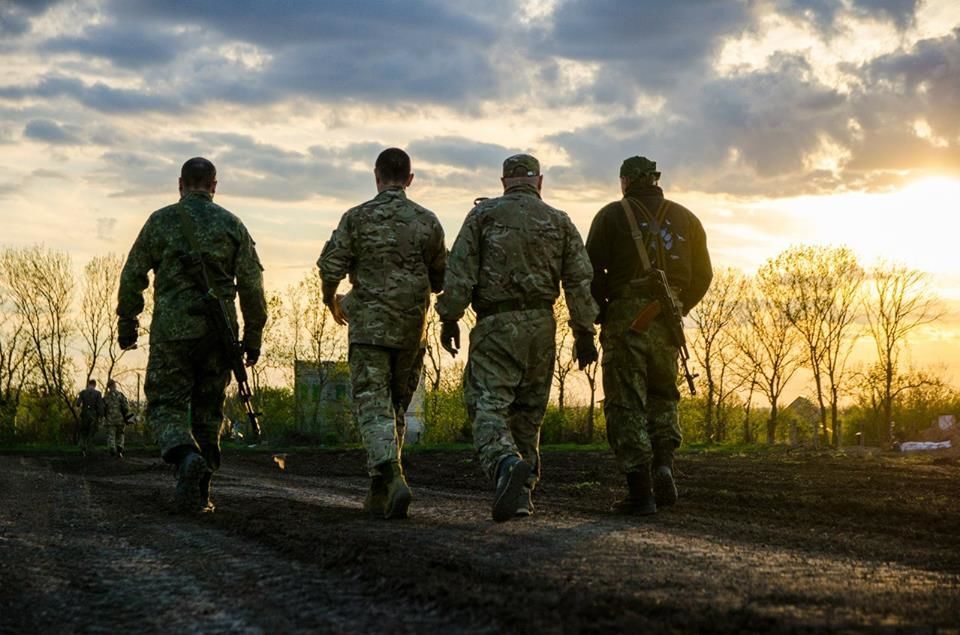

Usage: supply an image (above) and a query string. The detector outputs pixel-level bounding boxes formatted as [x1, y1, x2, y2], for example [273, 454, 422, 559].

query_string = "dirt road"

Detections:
[1, 447, 958, 633]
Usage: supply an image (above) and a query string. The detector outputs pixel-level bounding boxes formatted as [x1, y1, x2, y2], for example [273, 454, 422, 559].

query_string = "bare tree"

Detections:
[552, 296, 576, 418]
[733, 271, 802, 444]
[0, 247, 78, 427]
[0, 292, 33, 433]
[250, 291, 289, 392]
[864, 262, 940, 442]
[80, 254, 131, 383]
[766, 246, 864, 447]
[690, 267, 746, 442]
[423, 305, 444, 393]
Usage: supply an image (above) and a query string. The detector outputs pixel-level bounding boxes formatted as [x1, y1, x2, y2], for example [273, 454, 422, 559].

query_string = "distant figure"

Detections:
[117, 157, 267, 513]
[586, 156, 712, 515]
[75, 379, 105, 457]
[103, 379, 130, 459]
[438, 153, 598, 522]
[319, 147, 446, 520]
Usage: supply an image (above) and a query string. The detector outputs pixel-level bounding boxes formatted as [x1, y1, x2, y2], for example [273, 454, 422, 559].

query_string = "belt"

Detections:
[475, 299, 554, 321]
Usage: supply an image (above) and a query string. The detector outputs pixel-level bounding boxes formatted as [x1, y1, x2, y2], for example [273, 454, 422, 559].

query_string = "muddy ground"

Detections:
[1, 446, 958, 633]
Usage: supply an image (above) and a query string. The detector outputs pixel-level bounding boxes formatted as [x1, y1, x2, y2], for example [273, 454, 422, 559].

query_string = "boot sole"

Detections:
[384, 485, 412, 520]
[492, 460, 532, 523]
[654, 471, 678, 508]
[175, 456, 208, 513]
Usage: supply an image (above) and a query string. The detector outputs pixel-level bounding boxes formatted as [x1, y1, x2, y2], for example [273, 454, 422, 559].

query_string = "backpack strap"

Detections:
[619, 198, 655, 275]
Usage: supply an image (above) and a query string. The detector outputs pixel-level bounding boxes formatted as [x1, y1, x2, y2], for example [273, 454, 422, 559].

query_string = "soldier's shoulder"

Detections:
[468, 195, 506, 217]
[404, 197, 441, 224]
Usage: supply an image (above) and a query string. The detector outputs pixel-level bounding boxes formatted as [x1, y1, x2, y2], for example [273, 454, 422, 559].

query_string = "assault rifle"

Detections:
[619, 198, 698, 395]
[177, 205, 262, 443]
[627, 269, 698, 395]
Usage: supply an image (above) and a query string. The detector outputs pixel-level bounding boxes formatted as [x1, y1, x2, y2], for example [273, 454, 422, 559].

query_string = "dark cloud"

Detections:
[23, 118, 81, 144]
[43, 23, 184, 69]
[775, 0, 920, 31]
[0, 0, 61, 36]
[0, 76, 182, 113]
[408, 136, 513, 171]
[546, 0, 751, 94]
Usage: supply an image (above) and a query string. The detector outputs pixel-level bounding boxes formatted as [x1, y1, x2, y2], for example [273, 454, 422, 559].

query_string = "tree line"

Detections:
[0, 243, 953, 447]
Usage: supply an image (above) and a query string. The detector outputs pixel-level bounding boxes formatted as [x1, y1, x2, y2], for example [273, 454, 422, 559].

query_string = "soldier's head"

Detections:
[107, 379, 116, 390]
[619, 156, 660, 194]
[87, 379, 97, 388]
[375, 148, 414, 191]
[501, 153, 542, 192]
[179, 157, 217, 195]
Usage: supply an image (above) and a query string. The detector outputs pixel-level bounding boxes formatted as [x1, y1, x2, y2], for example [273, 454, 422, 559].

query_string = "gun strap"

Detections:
[619, 198, 656, 275]
[176, 202, 217, 299]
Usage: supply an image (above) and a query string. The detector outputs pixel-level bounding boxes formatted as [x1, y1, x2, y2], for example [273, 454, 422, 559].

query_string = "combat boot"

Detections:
[492, 455, 532, 522]
[379, 461, 412, 520]
[653, 444, 678, 508]
[175, 451, 208, 513]
[199, 472, 215, 513]
[363, 475, 388, 518]
[611, 468, 657, 516]
[515, 485, 534, 518]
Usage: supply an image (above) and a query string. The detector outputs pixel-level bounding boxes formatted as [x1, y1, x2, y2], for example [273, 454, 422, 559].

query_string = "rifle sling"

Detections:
[176, 202, 216, 299]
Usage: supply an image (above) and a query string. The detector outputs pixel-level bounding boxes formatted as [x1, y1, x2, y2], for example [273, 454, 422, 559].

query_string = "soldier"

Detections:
[585, 156, 712, 515]
[117, 157, 267, 513]
[319, 147, 446, 520]
[438, 154, 598, 522]
[75, 379, 105, 457]
[103, 379, 130, 459]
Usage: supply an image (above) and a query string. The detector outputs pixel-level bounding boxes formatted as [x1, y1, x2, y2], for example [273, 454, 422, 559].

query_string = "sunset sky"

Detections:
[1, 0, 958, 380]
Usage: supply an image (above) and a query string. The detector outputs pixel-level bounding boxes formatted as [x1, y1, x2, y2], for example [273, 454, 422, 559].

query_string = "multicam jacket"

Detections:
[437, 183, 597, 333]
[117, 191, 268, 350]
[318, 187, 446, 349]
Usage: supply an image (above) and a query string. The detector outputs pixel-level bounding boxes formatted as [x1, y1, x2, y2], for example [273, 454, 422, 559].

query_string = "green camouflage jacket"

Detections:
[117, 191, 268, 349]
[103, 389, 128, 427]
[437, 184, 597, 333]
[318, 187, 446, 349]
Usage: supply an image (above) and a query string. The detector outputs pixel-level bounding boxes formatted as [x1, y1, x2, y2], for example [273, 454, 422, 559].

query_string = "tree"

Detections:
[582, 337, 600, 443]
[864, 262, 939, 442]
[689, 267, 747, 442]
[0, 291, 33, 436]
[767, 246, 864, 447]
[733, 272, 802, 444]
[79, 254, 130, 383]
[552, 297, 576, 418]
[0, 247, 78, 431]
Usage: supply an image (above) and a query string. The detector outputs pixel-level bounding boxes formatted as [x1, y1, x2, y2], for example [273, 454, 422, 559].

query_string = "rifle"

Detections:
[619, 199, 698, 395]
[177, 203, 263, 443]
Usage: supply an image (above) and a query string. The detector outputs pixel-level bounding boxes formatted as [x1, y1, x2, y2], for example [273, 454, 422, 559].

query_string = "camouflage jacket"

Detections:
[76, 388, 105, 417]
[586, 185, 712, 319]
[437, 184, 597, 334]
[103, 389, 128, 427]
[117, 191, 268, 349]
[318, 187, 446, 349]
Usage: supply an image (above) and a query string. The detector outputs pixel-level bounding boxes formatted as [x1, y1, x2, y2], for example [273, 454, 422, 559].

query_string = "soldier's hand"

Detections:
[329, 294, 348, 326]
[245, 347, 261, 366]
[574, 332, 599, 370]
[440, 320, 460, 357]
[118, 318, 138, 350]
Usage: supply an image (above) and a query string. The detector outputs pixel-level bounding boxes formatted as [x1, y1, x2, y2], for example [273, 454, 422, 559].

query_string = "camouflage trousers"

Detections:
[600, 297, 682, 473]
[145, 338, 230, 471]
[465, 309, 555, 487]
[78, 411, 98, 454]
[106, 424, 125, 452]
[349, 344, 424, 476]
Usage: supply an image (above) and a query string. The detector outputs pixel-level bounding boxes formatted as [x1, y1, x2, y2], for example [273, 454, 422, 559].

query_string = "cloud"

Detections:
[0, 76, 183, 114]
[0, 0, 61, 36]
[408, 136, 513, 171]
[43, 23, 184, 69]
[775, 0, 920, 31]
[23, 118, 81, 144]
[96, 217, 117, 240]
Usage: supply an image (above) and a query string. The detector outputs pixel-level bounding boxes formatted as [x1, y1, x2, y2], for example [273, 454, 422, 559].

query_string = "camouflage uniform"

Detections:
[117, 190, 267, 472]
[437, 155, 597, 488]
[318, 187, 446, 475]
[103, 386, 129, 454]
[586, 160, 712, 473]
[75, 387, 104, 454]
